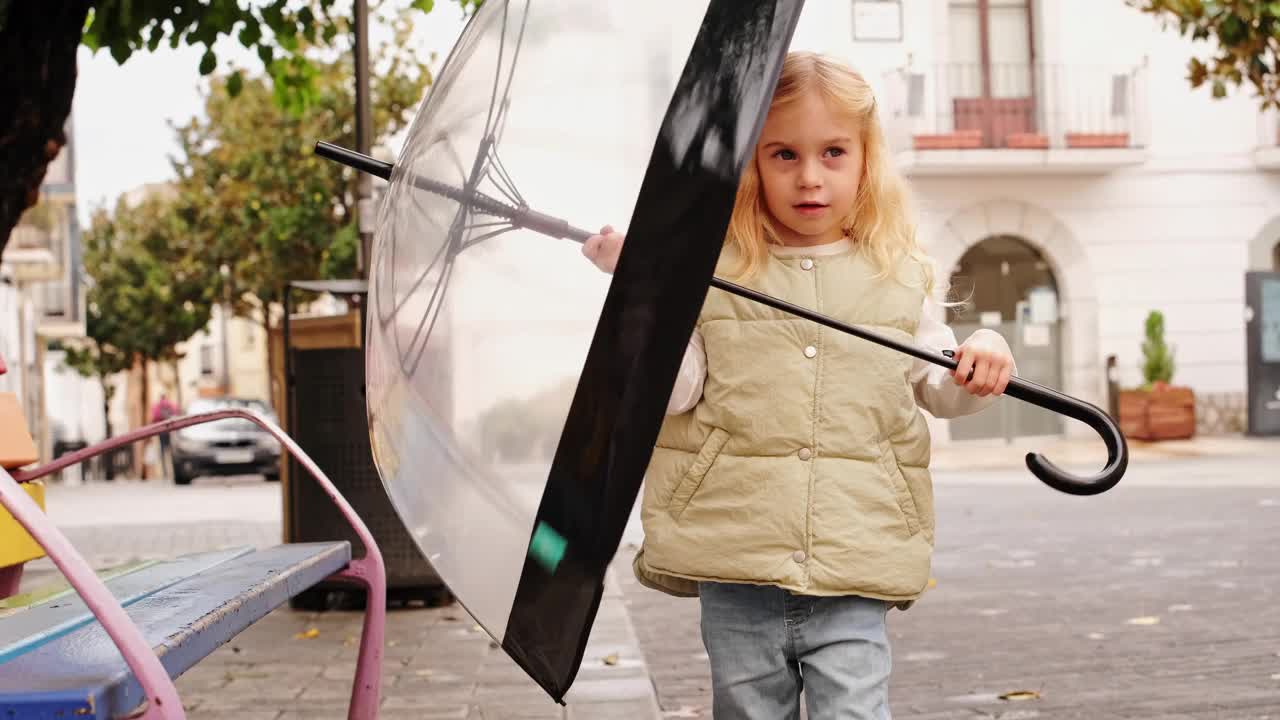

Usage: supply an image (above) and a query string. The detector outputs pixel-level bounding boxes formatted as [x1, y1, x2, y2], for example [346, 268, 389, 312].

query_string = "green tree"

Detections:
[172, 21, 433, 408]
[79, 192, 220, 430]
[1130, 1, 1280, 109]
[0, 0, 481, 257]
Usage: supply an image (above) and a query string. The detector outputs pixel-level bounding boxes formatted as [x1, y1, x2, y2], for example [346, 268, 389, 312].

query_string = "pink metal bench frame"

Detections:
[0, 409, 387, 720]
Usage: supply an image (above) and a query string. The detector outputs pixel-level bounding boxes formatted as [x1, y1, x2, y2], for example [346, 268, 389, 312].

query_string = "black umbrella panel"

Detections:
[324, 0, 1127, 704]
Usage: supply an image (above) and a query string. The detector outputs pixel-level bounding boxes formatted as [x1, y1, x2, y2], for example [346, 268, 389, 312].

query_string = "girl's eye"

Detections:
[825, 147, 846, 158]
[773, 149, 796, 161]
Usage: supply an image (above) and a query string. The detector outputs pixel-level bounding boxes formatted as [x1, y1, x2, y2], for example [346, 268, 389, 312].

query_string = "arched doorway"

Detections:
[945, 235, 1065, 440]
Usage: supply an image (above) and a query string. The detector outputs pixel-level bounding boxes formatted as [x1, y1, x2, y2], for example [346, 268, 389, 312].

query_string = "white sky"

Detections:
[69, 3, 472, 226]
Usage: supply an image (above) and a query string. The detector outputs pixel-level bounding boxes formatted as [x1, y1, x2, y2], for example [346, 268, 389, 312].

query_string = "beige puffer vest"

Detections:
[633, 244, 935, 607]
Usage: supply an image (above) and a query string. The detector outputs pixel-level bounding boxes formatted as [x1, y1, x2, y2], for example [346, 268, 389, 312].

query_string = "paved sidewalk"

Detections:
[15, 436, 1280, 718]
[929, 432, 1280, 474]
[172, 566, 659, 720]
[17, 477, 662, 719]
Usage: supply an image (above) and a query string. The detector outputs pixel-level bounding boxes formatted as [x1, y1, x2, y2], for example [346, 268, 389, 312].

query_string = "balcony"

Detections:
[884, 62, 1149, 176]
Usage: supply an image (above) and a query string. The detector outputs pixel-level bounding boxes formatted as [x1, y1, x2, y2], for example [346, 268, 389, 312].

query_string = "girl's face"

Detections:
[755, 89, 863, 247]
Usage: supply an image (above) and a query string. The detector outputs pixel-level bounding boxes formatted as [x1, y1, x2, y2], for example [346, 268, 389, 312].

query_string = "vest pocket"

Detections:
[878, 439, 921, 537]
[667, 427, 730, 520]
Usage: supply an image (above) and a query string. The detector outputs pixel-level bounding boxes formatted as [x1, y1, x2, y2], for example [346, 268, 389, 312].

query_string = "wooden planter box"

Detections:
[1118, 386, 1196, 441]
[1065, 132, 1130, 149]
[913, 129, 983, 150]
[1006, 132, 1049, 149]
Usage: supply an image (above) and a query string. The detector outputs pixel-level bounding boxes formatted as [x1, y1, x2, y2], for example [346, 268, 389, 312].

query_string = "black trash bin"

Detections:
[281, 280, 447, 610]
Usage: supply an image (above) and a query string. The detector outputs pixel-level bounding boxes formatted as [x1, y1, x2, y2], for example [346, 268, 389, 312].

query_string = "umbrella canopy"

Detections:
[362, 0, 806, 701]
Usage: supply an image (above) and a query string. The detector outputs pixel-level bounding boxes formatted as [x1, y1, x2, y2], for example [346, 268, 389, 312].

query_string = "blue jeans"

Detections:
[698, 581, 892, 720]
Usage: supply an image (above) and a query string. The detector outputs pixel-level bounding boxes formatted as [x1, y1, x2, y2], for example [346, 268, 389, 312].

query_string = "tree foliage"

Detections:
[81, 0, 481, 112]
[0, 0, 481, 255]
[169, 14, 436, 407]
[77, 192, 220, 423]
[1130, 1, 1280, 108]
[173, 16, 432, 318]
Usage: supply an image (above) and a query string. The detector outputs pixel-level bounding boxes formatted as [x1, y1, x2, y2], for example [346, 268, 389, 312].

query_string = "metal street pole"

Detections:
[354, 0, 373, 279]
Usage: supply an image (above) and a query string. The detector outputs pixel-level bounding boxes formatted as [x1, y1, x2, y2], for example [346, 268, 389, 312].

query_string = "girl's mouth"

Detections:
[794, 202, 828, 216]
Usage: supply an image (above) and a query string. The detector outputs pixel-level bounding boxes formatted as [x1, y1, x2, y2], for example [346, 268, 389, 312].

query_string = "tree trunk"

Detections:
[100, 378, 113, 439]
[138, 356, 149, 479]
[170, 358, 183, 410]
[0, 1, 90, 255]
[100, 377, 114, 480]
[261, 306, 276, 412]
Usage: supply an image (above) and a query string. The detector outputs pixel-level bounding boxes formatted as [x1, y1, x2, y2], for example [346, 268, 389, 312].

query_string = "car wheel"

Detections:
[174, 471, 193, 486]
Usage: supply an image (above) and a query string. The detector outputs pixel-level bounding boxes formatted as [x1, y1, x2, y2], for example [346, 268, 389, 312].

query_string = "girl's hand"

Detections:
[582, 224, 625, 274]
[951, 329, 1014, 397]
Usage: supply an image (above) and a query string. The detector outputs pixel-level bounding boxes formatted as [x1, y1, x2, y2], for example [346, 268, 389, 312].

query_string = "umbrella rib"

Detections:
[481, 0, 509, 144]
[486, 147, 526, 207]
[460, 225, 517, 251]
[442, 137, 471, 182]
[462, 219, 511, 231]
[402, 252, 458, 378]
[486, 2, 529, 147]
[385, 186, 455, 321]
[390, 233, 453, 320]
[484, 167, 523, 207]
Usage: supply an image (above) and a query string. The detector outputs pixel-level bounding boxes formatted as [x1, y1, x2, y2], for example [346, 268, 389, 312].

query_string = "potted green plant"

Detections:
[1118, 311, 1196, 440]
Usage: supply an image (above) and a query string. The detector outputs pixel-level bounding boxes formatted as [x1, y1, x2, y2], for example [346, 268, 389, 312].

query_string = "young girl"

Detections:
[583, 51, 1015, 720]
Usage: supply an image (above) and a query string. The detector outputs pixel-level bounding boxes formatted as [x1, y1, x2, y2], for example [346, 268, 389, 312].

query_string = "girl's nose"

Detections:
[798, 158, 822, 188]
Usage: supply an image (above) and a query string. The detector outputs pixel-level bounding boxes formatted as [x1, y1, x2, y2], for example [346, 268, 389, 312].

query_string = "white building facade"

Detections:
[785, 0, 1280, 442]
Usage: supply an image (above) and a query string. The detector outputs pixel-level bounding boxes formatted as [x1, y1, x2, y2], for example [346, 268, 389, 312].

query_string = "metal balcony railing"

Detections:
[884, 61, 1149, 152]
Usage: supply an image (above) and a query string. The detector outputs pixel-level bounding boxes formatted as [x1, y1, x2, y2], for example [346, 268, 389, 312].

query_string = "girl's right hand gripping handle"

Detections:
[940, 348, 1128, 496]
[1002, 375, 1128, 496]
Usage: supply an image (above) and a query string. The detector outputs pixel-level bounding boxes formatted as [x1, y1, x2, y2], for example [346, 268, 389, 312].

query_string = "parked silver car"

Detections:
[171, 397, 281, 485]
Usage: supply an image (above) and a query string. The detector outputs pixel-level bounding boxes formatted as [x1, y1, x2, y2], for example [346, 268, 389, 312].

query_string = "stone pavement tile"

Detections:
[474, 680, 557, 704]
[275, 712, 347, 720]
[465, 703, 566, 719]
[388, 677, 477, 704]
[380, 698, 472, 717]
[172, 659, 234, 692]
[565, 699, 667, 720]
[562, 676, 655, 704]
[187, 711, 279, 720]
[390, 665, 475, 686]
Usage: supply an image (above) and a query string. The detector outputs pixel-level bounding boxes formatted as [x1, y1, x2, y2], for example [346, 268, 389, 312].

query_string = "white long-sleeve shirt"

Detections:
[666, 238, 1011, 419]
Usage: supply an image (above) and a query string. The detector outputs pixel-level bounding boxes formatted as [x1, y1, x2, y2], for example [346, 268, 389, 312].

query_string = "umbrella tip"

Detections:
[529, 520, 567, 574]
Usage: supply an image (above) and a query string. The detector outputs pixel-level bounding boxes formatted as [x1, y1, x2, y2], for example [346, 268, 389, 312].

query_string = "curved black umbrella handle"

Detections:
[943, 349, 1127, 496]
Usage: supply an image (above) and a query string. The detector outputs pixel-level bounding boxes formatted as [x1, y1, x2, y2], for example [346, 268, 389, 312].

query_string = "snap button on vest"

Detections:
[797, 447, 812, 460]
[803, 345, 817, 358]
[792, 550, 807, 563]
[801, 258, 814, 270]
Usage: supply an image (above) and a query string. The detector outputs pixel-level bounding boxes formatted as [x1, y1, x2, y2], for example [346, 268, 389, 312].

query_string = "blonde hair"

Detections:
[725, 51, 941, 299]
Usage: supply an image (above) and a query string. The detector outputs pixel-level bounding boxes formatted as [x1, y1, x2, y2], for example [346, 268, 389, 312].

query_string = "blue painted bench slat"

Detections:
[0, 541, 350, 720]
[0, 547, 252, 664]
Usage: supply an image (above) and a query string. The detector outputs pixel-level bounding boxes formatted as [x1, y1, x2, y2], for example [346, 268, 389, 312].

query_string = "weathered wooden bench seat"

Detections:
[0, 407, 387, 719]
[0, 542, 351, 718]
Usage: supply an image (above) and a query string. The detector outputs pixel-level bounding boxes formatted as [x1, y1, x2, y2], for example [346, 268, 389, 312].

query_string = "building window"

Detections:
[947, 0, 1036, 147]
[851, 0, 903, 42]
